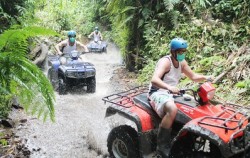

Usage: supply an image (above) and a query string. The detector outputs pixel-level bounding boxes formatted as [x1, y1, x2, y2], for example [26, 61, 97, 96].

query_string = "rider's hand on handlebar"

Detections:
[206, 75, 214, 82]
[168, 86, 180, 94]
[58, 51, 63, 56]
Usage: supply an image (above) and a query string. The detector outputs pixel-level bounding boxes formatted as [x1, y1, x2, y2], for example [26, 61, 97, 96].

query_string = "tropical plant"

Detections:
[0, 0, 27, 32]
[19, 0, 97, 37]
[0, 26, 57, 121]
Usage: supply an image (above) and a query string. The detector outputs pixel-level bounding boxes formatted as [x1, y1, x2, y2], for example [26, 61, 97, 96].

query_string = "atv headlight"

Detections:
[70, 50, 79, 58]
[198, 82, 216, 103]
[207, 90, 215, 100]
[86, 71, 95, 76]
[66, 71, 76, 77]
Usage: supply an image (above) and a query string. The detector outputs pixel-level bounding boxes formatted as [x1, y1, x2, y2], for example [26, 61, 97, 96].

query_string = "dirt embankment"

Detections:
[0, 43, 138, 158]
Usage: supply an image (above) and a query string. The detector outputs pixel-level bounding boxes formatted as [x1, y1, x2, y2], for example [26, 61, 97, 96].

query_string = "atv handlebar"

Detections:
[179, 89, 199, 102]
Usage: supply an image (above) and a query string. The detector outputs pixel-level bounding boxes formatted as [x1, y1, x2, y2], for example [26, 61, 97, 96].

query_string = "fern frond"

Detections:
[0, 26, 57, 121]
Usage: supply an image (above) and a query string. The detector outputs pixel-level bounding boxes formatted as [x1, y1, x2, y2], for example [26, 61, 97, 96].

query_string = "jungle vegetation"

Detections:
[0, 0, 249, 119]
[100, 0, 250, 105]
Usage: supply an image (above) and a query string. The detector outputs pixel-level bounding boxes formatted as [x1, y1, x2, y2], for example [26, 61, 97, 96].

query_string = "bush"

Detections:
[0, 95, 12, 118]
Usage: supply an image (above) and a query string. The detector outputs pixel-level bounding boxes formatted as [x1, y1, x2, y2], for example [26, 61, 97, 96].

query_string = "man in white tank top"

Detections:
[88, 26, 103, 45]
[55, 30, 89, 64]
[149, 38, 213, 157]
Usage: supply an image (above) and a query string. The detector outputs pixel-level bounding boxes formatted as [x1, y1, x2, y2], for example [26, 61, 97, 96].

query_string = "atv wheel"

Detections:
[171, 133, 222, 158]
[47, 68, 58, 90]
[107, 125, 140, 158]
[58, 78, 67, 95]
[86, 77, 96, 93]
[103, 47, 107, 53]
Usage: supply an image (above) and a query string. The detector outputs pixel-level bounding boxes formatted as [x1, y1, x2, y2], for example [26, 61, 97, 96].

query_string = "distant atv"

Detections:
[47, 50, 96, 95]
[103, 82, 250, 158]
[87, 36, 107, 53]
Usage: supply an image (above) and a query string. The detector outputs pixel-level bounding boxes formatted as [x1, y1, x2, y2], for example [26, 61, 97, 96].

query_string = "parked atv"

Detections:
[47, 50, 96, 95]
[87, 36, 107, 53]
[102, 82, 250, 158]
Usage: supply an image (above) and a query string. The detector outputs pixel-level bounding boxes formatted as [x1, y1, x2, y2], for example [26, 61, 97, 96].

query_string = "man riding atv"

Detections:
[55, 30, 89, 64]
[87, 27, 107, 53]
[88, 26, 103, 44]
[149, 37, 213, 157]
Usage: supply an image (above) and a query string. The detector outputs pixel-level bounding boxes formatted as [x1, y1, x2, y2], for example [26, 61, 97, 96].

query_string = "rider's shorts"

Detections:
[149, 91, 174, 118]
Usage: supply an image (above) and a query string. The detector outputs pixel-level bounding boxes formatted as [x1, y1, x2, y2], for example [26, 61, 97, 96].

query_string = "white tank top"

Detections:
[149, 56, 182, 94]
[63, 40, 77, 55]
[93, 33, 101, 41]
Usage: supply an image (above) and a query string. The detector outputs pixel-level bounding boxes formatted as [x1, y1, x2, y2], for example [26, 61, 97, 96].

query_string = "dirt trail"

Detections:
[13, 44, 129, 158]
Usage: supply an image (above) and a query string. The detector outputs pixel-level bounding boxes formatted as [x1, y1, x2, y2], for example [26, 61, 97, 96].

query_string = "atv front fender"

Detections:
[172, 119, 250, 158]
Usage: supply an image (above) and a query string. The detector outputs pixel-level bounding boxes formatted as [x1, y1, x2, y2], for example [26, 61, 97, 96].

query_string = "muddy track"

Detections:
[12, 44, 135, 158]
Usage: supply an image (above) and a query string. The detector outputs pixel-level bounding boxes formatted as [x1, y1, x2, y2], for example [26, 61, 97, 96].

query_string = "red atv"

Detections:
[102, 82, 250, 158]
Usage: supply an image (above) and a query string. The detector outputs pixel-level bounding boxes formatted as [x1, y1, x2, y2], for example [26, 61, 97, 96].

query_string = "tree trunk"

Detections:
[32, 43, 48, 68]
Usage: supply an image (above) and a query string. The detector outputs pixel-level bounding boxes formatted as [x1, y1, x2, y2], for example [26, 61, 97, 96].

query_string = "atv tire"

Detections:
[47, 68, 58, 90]
[58, 78, 67, 95]
[107, 125, 140, 158]
[103, 47, 107, 53]
[86, 77, 96, 93]
[171, 132, 222, 158]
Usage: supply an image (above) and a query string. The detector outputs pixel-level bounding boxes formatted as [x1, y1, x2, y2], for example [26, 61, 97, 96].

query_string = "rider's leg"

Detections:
[149, 92, 177, 157]
[161, 101, 177, 128]
[157, 101, 177, 158]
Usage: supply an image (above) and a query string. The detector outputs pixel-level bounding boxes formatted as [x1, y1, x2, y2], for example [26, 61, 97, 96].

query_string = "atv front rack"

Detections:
[102, 86, 148, 108]
[197, 103, 250, 154]
[198, 103, 250, 132]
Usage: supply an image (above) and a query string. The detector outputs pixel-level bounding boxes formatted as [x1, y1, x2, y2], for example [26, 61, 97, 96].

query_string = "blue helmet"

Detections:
[170, 38, 188, 51]
[67, 30, 76, 37]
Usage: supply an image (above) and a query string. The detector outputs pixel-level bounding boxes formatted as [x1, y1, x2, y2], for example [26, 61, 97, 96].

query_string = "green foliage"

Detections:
[0, 0, 27, 32]
[235, 81, 246, 88]
[0, 132, 7, 146]
[134, 0, 250, 104]
[198, 55, 225, 75]
[0, 139, 8, 146]
[235, 79, 250, 94]
[0, 26, 57, 121]
[105, 0, 136, 57]
[137, 60, 156, 84]
[0, 95, 12, 118]
[212, 0, 250, 23]
[19, 0, 97, 38]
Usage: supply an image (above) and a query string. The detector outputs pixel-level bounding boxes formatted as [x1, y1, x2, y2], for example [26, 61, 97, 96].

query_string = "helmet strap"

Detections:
[171, 50, 178, 61]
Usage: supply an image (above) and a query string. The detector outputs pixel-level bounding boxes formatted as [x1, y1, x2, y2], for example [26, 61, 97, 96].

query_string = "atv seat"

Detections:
[133, 93, 161, 127]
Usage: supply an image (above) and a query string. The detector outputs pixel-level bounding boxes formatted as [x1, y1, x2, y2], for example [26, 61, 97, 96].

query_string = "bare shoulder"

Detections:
[157, 57, 171, 71]
[58, 39, 68, 46]
[181, 60, 188, 67]
[158, 57, 171, 66]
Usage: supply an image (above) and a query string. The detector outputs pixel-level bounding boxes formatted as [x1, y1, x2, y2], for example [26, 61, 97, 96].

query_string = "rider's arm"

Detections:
[99, 32, 103, 40]
[151, 58, 179, 93]
[88, 32, 94, 38]
[55, 40, 67, 55]
[76, 41, 89, 53]
[182, 60, 211, 82]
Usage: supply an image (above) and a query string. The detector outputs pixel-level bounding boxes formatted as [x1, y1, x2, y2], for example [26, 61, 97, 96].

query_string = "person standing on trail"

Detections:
[55, 30, 89, 64]
[88, 26, 103, 44]
[148, 38, 213, 157]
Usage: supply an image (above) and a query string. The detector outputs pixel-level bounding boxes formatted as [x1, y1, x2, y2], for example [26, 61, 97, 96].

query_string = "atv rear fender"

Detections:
[105, 104, 157, 156]
[105, 104, 154, 132]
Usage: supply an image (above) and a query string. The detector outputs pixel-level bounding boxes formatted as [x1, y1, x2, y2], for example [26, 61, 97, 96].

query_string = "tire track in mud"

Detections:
[15, 43, 128, 158]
